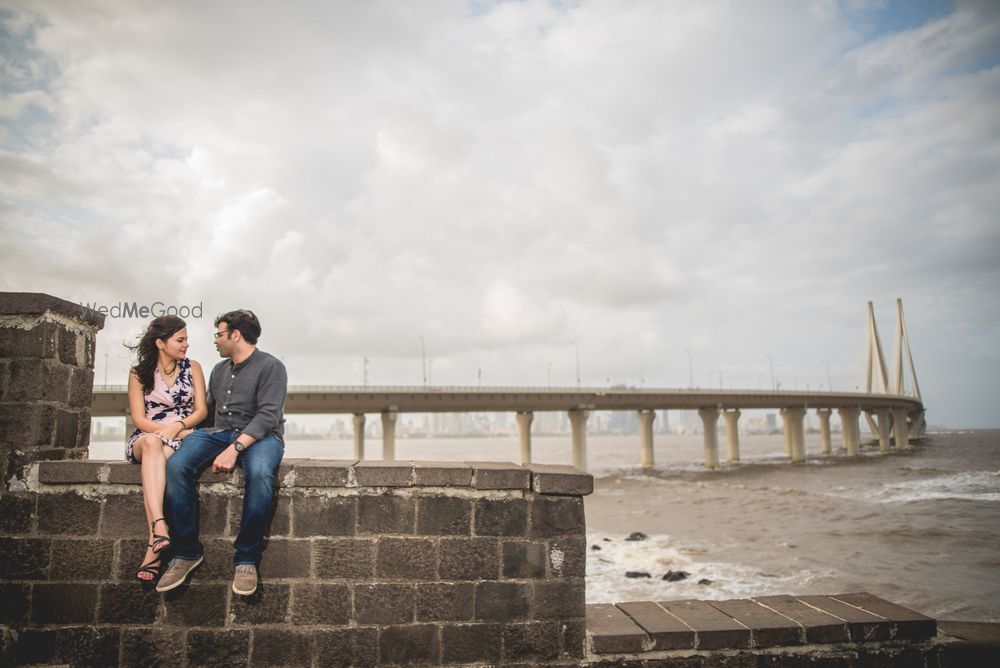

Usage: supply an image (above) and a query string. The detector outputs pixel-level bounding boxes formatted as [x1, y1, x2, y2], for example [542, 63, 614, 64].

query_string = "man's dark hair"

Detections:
[215, 309, 261, 344]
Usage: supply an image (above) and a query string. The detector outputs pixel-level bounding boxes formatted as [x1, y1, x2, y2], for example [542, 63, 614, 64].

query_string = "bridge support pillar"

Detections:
[516, 411, 534, 465]
[780, 407, 806, 463]
[722, 409, 741, 463]
[698, 407, 720, 470]
[892, 408, 910, 448]
[353, 414, 366, 459]
[568, 409, 589, 471]
[381, 411, 397, 460]
[817, 409, 832, 455]
[637, 410, 656, 469]
[838, 407, 861, 456]
[869, 408, 892, 453]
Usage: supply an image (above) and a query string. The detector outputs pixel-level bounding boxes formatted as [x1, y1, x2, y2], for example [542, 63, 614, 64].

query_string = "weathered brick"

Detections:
[291, 583, 351, 624]
[355, 460, 413, 487]
[413, 461, 473, 486]
[121, 628, 187, 667]
[37, 459, 103, 483]
[354, 583, 415, 624]
[5, 358, 66, 402]
[199, 492, 231, 537]
[68, 367, 94, 408]
[291, 459, 354, 486]
[231, 583, 290, 624]
[376, 537, 436, 579]
[0, 321, 58, 358]
[416, 495, 471, 535]
[30, 582, 98, 623]
[549, 535, 587, 577]
[197, 537, 236, 580]
[107, 462, 141, 484]
[530, 496, 586, 537]
[503, 540, 546, 578]
[315, 628, 378, 668]
[50, 538, 114, 580]
[0, 583, 30, 624]
[100, 493, 147, 537]
[527, 463, 594, 496]
[503, 621, 562, 662]
[315, 538, 376, 579]
[476, 581, 530, 622]
[260, 539, 311, 578]
[534, 579, 586, 619]
[229, 494, 290, 537]
[476, 497, 529, 536]
[251, 628, 313, 667]
[416, 582, 475, 621]
[114, 538, 153, 581]
[0, 492, 34, 533]
[0, 537, 49, 579]
[378, 624, 439, 665]
[357, 494, 414, 534]
[443, 623, 503, 663]
[292, 496, 356, 537]
[57, 328, 78, 365]
[98, 583, 160, 623]
[10, 629, 56, 665]
[36, 492, 101, 535]
[439, 536, 500, 581]
[470, 461, 531, 489]
[164, 584, 228, 627]
[563, 617, 588, 658]
[0, 403, 54, 447]
[54, 408, 82, 448]
[53, 627, 120, 667]
[186, 629, 250, 668]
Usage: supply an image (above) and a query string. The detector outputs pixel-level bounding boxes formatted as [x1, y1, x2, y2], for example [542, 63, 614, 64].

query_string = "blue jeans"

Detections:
[165, 429, 284, 565]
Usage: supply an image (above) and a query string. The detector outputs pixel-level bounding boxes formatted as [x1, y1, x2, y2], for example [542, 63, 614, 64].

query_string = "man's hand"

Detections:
[212, 445, 239, 473]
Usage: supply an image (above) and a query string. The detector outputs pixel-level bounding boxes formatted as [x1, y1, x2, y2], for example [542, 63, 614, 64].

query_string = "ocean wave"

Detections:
[863, 471, 1000, 503]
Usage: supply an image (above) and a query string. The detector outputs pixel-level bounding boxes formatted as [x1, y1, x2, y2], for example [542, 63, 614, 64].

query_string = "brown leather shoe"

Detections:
[155, 556, 203, 593]
[232, 563, 258, 596]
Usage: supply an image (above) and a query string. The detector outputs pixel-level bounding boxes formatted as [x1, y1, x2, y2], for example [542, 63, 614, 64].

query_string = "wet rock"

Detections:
[590, 544, 602, 551]
[625, 532, 648, 542]
[698, 578, 713, 585]
[602, 537, 611, 542]
[625, 571, 651, 579]
[662, 570, 690, 582]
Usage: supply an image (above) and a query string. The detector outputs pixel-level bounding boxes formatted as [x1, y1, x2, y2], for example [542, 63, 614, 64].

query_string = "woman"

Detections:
[126, 315, 207, 582]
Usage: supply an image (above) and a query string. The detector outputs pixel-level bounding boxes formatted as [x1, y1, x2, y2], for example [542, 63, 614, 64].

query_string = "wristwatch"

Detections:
[232, 440, 246, 453]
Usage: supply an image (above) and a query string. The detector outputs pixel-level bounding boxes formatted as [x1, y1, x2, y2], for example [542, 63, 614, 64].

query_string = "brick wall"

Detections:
[0, 292, 104, 487]
[0, 458, 593, 666]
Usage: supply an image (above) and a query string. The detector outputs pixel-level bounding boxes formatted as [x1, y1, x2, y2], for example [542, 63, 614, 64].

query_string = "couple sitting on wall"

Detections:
[126, 309, 286, 596]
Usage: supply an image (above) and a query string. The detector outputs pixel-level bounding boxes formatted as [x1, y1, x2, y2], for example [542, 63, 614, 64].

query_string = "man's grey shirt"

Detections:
[205, 349, 287, 442]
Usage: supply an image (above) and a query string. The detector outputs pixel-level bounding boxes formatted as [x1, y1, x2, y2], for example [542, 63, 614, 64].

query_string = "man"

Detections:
[157, 309, 287, 596]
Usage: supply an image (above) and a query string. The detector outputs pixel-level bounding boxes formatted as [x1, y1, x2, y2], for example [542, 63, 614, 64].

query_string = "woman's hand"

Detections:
[155, 421, 185, 440]
[177, 428, 195, 440]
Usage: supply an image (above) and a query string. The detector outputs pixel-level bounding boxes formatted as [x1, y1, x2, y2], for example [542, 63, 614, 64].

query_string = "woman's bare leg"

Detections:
[135, 434, 173, 580]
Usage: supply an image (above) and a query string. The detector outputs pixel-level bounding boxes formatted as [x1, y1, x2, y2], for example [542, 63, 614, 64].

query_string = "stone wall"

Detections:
[0, 292, 104, 487]
[0, 458, 592, 666]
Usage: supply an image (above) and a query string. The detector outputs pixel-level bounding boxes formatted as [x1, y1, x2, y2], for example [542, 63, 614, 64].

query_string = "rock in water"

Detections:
[591, 544, 602, 551]
[698, 578, 713, 585]
[625, 571, 652, 579]
[625, 532, 648, 542]
[662, 570, 690, 582]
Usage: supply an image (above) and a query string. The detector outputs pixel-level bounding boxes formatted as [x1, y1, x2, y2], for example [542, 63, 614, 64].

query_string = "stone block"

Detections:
[527, 463, 594, 496]
[37, 459, 103, 483]
[0, 493, 35, 534]
[315, 537, 376, 579]
[587, 602, 648, 654]
[230, 583, 290, 624]
[36, 492, 101, 535]
[291, 583, 351, 624]
[57, 328, 78, 365]
[709, 598, 802, 647]
[376, 537, 436, 579]
[659, 599, 751, 650]
[443, 623, 503, 663]
[502, 540, 546, 579]
[530, 496, 586, 537]
[416, 495, 471, 535]
[230, 494, 291, 538]
[54, 408, 82, 447]
[414, 460, 473, 486]
[291, 459, 354, 486]
[475, 497, 529, 536]
[260, 539, 311, 578]
[107, 462, 141, 484]
[0, 583, 30, 624]
[354, 583, 415, 624]
[163, 584, 229, 627]
[50, 538, 114, 580]
[5, 358, 66, 402]
[563, 617, 588, 659]
[251, 629, 313, 667]
[53, 627, 120, 667]
[357, 494, 414, 534]
[475, 581, 530, 622]
[198, 492, 231, 537]
[503, 621, 562, 662]
[292, 495, 356, 537]
[549, 536, 587, 577]
[98, 583, 160, 623]
[378, 624, 439, 665]
[0, 537, 49, 579]
[534, 579, 586, 620]
[354, 460, 413, 487]
[0, 293, 105, 326]
[833, 591, 937, 641]
[199, 537, 237, 580]
[99, 492, 147, 537]
[616, 600, 696, 650]
[439, 536, 500, 580]
[186, 629, 250, 668]
[9, 629, 56, 665]
[416, 582, 475, 621]
[0, 320, 58, 358]
[0, 403, 54, 447]
[315, 628, 378, 668]
[114, 538, 153, 581]
[121, 628, 187, 667]
[469, 461, 531, 490]
[68, 367, 94, 408]
[30, 582, 98, 624]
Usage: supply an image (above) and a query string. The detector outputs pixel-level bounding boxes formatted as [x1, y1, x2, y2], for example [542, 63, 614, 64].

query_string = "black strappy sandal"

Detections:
[136, 544, 162, 582]
[150, 517, 171, 553]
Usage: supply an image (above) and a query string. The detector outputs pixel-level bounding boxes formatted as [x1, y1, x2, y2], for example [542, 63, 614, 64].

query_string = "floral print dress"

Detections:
[126, 357, 194, 464]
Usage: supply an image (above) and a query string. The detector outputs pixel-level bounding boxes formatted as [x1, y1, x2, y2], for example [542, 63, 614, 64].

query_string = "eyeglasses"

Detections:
[213, 330, 230, 340]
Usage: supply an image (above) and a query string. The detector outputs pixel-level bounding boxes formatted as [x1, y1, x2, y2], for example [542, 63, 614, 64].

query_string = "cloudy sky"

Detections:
[2, 0, 998, 428]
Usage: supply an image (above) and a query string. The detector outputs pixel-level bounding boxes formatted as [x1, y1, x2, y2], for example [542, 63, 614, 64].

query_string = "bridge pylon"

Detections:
[865, 299, 925, 441]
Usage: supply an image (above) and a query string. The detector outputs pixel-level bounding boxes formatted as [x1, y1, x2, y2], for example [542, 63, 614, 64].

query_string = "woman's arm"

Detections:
[128, 372, 170, 434]
[159, 359, 210, 440]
